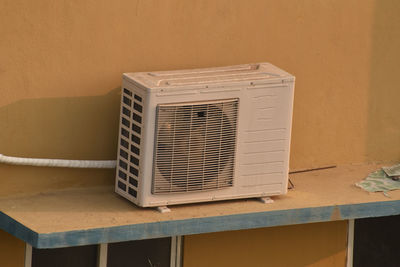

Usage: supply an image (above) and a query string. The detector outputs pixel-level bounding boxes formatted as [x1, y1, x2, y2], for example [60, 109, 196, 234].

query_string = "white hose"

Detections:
[0, 154, 116, 169]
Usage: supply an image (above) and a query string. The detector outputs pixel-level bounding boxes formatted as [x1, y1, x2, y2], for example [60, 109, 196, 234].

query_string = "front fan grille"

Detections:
[152, 99, 239, 194]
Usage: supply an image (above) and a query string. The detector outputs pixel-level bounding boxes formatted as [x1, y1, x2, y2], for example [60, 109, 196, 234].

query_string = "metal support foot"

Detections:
[157, 206, 171, 213]
[259, 197, 274, 204]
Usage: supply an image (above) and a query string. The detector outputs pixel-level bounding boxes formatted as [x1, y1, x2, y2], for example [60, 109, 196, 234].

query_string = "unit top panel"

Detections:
[123, 63, 294, 90]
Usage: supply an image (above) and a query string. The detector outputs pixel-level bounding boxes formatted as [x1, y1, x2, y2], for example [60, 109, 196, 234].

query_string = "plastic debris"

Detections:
[356, 163, 400, 195]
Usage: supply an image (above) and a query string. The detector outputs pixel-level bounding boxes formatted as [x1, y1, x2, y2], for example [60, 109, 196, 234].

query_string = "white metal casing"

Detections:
[115, 63, 295, 207]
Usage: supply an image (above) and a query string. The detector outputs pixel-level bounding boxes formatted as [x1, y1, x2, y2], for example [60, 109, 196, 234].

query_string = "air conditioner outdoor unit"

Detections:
[115, 63, 295, 208]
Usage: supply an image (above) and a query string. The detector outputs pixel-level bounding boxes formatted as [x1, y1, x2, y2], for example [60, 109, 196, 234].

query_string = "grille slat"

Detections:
[152, 99, 239, 194]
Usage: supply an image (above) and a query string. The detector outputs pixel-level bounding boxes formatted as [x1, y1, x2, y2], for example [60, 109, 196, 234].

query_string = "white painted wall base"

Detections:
[346, 219, 354, 267]
[24, 244, 32, 267]
[170, 236, 183, 267]
[97, 243, 108, 267]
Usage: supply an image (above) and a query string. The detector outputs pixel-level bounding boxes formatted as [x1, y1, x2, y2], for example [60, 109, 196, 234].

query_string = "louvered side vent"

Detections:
[152, 99, 239, 194]
[116, 88, 143, 199]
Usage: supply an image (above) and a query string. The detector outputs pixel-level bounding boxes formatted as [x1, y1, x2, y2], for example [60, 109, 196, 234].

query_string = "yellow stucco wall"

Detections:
[1, 0, 399, 196]
[0, 0, 399, 266]
[184, 221, 348, 267]
[0, 230, 25, 267]
[366, 1, 400, 162]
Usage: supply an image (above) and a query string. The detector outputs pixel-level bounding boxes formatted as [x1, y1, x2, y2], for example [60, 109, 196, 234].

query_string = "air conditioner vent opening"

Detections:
[116, 88, 143, 200]
[152, 99, 239, 194]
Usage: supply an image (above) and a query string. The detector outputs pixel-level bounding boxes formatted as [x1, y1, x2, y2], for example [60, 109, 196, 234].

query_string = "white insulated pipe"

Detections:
[0, 154, 116, 169]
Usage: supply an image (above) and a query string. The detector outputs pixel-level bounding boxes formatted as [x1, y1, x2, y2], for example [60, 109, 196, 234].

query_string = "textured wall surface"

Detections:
[367, 1, 400, 162]
[1, 0, 399, 196]
[184, 221, 348, 267]
[1, 1, 399, 265]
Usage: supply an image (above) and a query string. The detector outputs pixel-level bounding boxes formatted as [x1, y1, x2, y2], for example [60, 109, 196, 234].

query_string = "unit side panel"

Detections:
[236, 83, 294, 193]
[115, 81, 147, 205]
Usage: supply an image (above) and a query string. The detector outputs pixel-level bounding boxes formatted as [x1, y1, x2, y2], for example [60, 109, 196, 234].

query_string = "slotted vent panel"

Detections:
[116, 88, 143, 199]
[153, 99, 239, 194]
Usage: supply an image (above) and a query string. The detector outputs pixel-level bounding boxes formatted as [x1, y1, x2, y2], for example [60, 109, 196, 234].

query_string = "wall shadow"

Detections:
[0, 88, 121, 197]
[367, 1, 400, 163]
